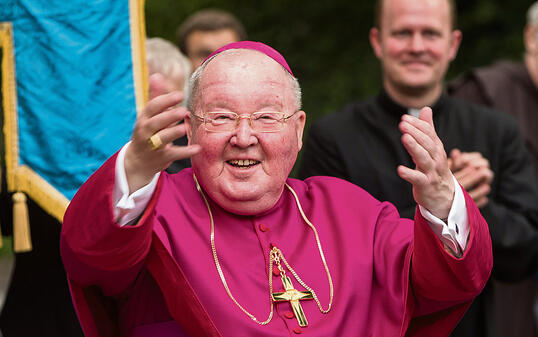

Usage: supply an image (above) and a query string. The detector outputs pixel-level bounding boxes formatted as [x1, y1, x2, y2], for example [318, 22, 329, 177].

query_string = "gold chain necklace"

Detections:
[193, 174, 334, 326]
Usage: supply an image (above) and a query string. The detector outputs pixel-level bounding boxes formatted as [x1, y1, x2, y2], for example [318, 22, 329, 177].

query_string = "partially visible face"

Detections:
[185, 50, 306, 215]
[370, 0, 461, 97]
[185, 29, 241, 70]
[524, 24, 538, 88]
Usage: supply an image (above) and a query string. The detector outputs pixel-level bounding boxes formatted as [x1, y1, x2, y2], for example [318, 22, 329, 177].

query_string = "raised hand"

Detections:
[397, 107, 454, 219]
[124, 73, 201, 193]
[448, 149, 493, 208]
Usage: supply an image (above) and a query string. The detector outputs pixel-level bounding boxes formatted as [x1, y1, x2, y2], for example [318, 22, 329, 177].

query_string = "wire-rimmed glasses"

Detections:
[192, 111, 299, 133]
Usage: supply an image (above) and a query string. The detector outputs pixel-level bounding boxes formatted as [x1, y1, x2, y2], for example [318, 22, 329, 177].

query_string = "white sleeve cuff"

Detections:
[113, 142, 160, 226]
[419, 175, 470, 257]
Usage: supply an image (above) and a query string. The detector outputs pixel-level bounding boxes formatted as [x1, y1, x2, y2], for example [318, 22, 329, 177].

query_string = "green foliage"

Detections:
[0, 236, 13, 257]
[452, 1, 527, 76]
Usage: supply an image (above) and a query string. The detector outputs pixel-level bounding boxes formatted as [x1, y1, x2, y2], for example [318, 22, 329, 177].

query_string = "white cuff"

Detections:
[113, 142, 160, 226]
[419, 175, 470, 256]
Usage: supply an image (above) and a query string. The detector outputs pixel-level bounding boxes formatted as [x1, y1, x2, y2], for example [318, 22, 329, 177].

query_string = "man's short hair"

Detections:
[176, 9, 247, 55]
[527, 2, 538, 26]
[146, 37, 192, 99]
[373, 0, 458, 30]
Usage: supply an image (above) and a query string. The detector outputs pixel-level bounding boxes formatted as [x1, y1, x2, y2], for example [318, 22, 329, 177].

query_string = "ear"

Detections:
[524, 24, 537, 54]
[369, 27, 383, 59]
[295, 111, 306, 150]
[448, 30, 462, 61]
[184, 113, 194, 145]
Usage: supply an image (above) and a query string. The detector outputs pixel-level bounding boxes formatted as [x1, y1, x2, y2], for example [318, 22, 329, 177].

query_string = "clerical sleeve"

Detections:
[418, 176, 469, 256]
[61, 152, 162, 296]
[114, 142, 160, 226]
[406, 189, 492, 336]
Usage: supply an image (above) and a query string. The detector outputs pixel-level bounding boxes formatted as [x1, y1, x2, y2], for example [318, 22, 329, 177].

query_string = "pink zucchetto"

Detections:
[202, 41, 294, 76]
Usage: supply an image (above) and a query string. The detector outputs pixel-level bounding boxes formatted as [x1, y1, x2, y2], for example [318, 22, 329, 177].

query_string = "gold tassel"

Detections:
[13, 191, 32, 253]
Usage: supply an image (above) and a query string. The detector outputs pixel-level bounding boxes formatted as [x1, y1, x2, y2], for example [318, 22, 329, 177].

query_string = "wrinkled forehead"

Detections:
[200, 50, 293, 102]
[187, 47, 300, 113]
[203, 49, 290, 82]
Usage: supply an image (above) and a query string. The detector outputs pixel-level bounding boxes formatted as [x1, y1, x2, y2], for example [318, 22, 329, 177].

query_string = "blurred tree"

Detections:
[145, 0, 528, 174]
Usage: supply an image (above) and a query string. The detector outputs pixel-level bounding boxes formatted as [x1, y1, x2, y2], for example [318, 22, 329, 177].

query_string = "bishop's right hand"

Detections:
[124, 73, 201, 194]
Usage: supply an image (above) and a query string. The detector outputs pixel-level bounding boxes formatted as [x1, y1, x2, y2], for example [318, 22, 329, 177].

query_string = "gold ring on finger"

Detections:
[147, 133, 163, 151]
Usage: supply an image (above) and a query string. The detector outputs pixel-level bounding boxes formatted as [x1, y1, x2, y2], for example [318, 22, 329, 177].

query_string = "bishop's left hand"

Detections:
[397, 107, 455, 219]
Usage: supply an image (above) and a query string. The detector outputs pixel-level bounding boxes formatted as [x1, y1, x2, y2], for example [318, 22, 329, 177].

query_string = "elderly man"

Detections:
[61, 41, 491, 337]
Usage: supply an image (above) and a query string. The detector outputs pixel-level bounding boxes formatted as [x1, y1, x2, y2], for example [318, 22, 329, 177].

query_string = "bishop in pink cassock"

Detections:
[60, 41, 492, 337]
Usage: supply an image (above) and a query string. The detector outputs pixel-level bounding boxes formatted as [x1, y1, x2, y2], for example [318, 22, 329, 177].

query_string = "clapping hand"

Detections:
[397, 107, 455, 219]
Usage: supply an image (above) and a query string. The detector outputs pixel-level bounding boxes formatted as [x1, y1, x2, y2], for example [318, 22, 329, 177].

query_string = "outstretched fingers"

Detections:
[399, 123, 435, 172]
[146, 107, 189, 139]
[399, 108, 445, 173]
[144, 91, 184, 120]
[398, 106, 454, 219]
[168, 143, 201, 162]
[397, 164, 427, 187]
[125, 87, 196, 192]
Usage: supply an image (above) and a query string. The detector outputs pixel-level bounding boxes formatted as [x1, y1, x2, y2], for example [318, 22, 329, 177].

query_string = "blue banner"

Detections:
[1, 0, 145, 219]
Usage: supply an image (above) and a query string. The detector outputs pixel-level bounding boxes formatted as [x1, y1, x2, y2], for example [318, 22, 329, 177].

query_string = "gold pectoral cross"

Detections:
[271, 274, 314, 327]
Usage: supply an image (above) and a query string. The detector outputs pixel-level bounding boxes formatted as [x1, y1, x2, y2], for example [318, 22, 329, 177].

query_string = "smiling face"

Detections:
[370, 0, 461, 104]
[185, 50, 305, 215]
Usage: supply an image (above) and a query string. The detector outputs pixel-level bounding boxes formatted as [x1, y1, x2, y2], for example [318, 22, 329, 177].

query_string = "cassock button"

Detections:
[259, 224, 270, 232]
[293, 327, 303, 334]
[273, 266, 281, 276]
[284, 311, 295, 319]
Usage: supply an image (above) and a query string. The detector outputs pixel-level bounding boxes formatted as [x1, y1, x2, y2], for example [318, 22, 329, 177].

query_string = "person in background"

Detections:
[146, 37, 191, 103]
[146, 37, 193, 173]
[299, 0, 538, 336]
[449, 3, 538, 179]
[176, 9, 247, 70]
[448, 3, 538, 336]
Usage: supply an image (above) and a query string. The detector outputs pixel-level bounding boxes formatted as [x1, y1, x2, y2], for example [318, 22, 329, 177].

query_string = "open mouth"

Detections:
[227, 159, 260, 168]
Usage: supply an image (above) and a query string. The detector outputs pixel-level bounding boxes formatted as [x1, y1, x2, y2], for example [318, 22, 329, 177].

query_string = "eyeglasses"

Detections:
[192, 111, 299, 133]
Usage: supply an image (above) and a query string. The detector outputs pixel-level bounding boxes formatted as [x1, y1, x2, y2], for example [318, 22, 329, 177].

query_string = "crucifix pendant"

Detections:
[271, 274, 314, 327]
